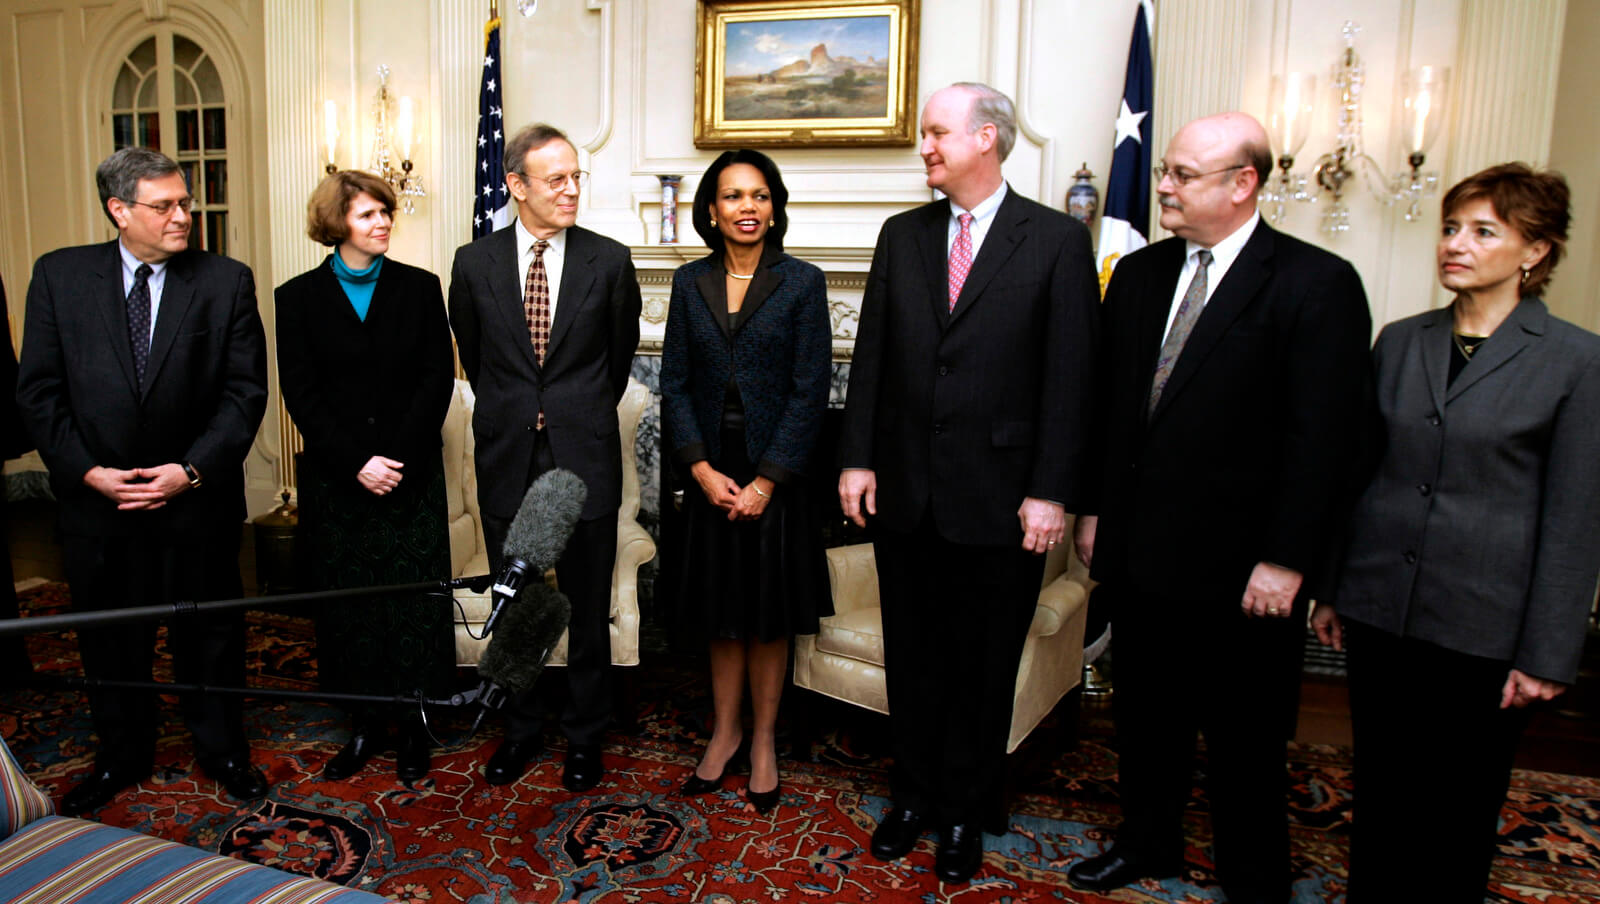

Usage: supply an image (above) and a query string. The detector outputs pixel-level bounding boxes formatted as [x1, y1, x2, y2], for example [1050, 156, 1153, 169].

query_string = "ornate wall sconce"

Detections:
[1262, 21, 1449, 234]
[320, 66, 426, 214]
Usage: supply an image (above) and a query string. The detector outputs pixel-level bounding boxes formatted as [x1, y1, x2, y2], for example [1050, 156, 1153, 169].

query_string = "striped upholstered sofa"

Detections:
[0, 737, 385, 903]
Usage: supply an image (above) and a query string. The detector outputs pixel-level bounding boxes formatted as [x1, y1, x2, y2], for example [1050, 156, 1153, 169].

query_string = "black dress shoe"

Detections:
[60, 768, 148, 816]
[396, 729, 431, 783]
[484, 737, 542, 786]
[201, 758, 270, 802]
[563, 745, 603, 792]
[870, 806, 926, 861]
[1066, 847, 1181, 892]
[323, 732, 381, 781]
[935, 823, 984, 883]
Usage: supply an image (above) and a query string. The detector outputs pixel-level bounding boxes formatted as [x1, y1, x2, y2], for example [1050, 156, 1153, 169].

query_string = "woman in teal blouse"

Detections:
[274, 171, 455, 784]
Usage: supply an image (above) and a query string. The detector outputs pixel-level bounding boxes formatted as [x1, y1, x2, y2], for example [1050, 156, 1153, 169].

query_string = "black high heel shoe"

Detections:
[745, 780, 782, 815]
[396, 722, 432, 783]
[680, 741, 750, 796]
[324, 729, 383, 781]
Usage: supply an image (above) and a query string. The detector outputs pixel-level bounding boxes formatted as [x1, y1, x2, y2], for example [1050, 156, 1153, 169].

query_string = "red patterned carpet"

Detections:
[1, 582, 1597, 902]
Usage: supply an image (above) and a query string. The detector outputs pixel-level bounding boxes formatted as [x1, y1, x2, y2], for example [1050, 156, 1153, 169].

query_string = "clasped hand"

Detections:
[692, 461, 772, 521]
[83, 463, 191, 511]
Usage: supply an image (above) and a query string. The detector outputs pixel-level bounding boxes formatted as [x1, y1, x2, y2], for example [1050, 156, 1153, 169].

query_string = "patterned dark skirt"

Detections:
[672, 426, 833, 644]
[296, 454, 453, 702]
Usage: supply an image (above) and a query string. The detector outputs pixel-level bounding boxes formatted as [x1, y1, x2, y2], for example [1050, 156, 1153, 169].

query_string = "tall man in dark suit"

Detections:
[16, 147, 270, 815]
[1068, 113, 1371, 903]
[838, 82, 1100, 884]
[448, 123, 641, 792]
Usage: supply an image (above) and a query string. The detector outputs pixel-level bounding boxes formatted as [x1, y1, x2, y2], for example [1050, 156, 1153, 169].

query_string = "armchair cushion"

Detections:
[0, 740, 51, 841]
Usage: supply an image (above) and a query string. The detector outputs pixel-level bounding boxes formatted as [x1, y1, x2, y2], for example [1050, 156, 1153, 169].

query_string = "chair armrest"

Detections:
[825, 544, 880, 615]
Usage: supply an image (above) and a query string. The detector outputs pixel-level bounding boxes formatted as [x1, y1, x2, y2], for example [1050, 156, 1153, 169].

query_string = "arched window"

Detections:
[109, 33, 231, 257]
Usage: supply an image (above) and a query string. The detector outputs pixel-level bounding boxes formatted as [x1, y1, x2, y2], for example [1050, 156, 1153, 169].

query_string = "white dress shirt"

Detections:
[117, 240, 167, 342]
[515, 216, 567, 326]
[1161, 211, 1261, 342]
[946, 182, 1008, 259]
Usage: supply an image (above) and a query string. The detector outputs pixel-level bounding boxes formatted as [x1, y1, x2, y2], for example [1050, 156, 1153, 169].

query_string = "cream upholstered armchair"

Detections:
[441, 377, 655, 668]
[792, 534, 1091, 753]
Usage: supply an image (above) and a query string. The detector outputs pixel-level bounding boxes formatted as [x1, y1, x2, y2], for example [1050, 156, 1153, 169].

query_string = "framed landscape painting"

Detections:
[695, 0, 919, 148]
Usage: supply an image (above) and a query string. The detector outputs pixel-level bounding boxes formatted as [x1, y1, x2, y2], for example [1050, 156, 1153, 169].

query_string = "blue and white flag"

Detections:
[1096, 0, 1154, 292]
[472, 16, 512, 239]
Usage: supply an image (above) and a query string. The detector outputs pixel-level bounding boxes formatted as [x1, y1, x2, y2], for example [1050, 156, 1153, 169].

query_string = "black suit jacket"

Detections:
[839, 187, 1100, 545]
[16, 241, 268, 537]
[447, 224, 641, 522]
[275, 256, 455, 484]
[1088, 221, 1372, 600]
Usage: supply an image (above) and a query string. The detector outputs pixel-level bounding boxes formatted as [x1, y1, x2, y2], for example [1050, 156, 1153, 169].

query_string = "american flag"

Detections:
[1095, 0, 1154, 294]
[473, 16, 511, 238]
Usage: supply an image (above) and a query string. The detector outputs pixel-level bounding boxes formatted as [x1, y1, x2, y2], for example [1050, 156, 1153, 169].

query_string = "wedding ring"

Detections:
[1268, 607, 1279, 615]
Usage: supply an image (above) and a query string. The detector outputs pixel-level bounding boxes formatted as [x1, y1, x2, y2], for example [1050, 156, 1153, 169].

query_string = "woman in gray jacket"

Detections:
[1313, 163, 1600, 902]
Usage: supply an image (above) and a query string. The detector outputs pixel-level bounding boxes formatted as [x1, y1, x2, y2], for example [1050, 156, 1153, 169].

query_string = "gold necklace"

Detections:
[1453, 331, 1487, 359]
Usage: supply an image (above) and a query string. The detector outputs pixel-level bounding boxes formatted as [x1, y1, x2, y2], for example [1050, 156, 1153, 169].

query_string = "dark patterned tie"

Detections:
[523, 240, 550, 430]
[948, 213, 974, 313]
[1147, 249, 1212, 416]
[128, 262, 153, 386]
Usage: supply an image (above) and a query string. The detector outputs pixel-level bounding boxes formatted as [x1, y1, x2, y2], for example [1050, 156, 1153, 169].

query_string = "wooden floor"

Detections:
[8, 497, 1599, 778]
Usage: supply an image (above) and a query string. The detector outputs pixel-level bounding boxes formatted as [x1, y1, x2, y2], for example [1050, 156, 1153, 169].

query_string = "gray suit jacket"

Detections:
[1334, 298, 1600, 683]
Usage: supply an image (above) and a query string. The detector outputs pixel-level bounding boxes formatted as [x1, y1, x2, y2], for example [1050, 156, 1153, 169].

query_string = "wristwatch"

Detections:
[181, 462, 203, 489]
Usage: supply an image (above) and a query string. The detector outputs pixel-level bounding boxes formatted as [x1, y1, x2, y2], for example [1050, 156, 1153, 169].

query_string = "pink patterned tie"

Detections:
[948, 212, 974, 312]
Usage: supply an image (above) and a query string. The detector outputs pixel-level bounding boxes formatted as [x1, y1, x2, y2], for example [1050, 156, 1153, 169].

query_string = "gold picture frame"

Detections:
[695, 0, 920, 148]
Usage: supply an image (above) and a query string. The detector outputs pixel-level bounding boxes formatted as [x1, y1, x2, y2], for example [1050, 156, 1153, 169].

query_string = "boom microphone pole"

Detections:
[0, 574, 493, 637]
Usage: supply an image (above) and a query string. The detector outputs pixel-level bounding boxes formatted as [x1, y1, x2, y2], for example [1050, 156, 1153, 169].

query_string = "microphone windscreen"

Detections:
[476, 582, 573, 697]
[502, 469, 587, 572]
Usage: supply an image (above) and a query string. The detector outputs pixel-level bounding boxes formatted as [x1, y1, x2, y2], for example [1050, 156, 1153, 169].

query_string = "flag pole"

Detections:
[490, 0, 498, 18]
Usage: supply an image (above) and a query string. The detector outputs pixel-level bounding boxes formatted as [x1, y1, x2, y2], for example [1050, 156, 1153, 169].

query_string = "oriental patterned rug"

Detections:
[1, 581, 1596, 903]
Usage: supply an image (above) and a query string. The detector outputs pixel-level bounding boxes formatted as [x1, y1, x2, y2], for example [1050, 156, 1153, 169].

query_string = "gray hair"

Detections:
[503, 123, 572, 176]
[952, 81, 1018, 162]
[96, 147, 181, 225]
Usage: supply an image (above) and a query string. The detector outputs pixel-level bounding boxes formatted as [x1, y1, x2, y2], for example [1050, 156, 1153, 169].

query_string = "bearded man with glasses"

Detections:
[15, 146, 269, 815]
[448, 123, 641, 792]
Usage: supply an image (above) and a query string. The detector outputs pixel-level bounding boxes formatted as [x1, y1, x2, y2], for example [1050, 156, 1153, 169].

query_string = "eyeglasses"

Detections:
[1152, 162, 1244, 187]
[121, 197, 194, 216]
[516, 170, 589, 191]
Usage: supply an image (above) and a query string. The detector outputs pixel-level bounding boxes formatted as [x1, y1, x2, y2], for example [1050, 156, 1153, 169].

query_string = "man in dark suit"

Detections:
[448, 123, 641, 791]
[16, 147, 270, 815]
[1068, 113, 1371, 903]
[838, 82, 1100, 884]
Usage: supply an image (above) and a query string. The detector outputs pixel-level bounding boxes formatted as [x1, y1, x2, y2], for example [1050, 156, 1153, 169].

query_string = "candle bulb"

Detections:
[396, 96, 415, 163]
[323, 100, 339, 170]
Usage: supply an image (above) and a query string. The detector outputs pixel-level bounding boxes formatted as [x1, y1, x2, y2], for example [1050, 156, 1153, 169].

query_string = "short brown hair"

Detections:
[306, 171, 397, 246]
[1441, 163, 1569, 296]
[504, 123, 572, 176]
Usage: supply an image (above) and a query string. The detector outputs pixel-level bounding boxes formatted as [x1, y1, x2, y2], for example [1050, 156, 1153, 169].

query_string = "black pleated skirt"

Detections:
[673, 426, 832, 643]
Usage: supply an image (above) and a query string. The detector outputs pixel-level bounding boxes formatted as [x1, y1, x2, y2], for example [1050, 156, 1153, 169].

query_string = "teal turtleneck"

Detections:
[329, 251, 383, 321]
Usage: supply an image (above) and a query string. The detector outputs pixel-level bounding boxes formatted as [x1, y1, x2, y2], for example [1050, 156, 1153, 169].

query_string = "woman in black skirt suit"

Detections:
[275, 171, 455, 783]
[661, 149, 833, 813]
